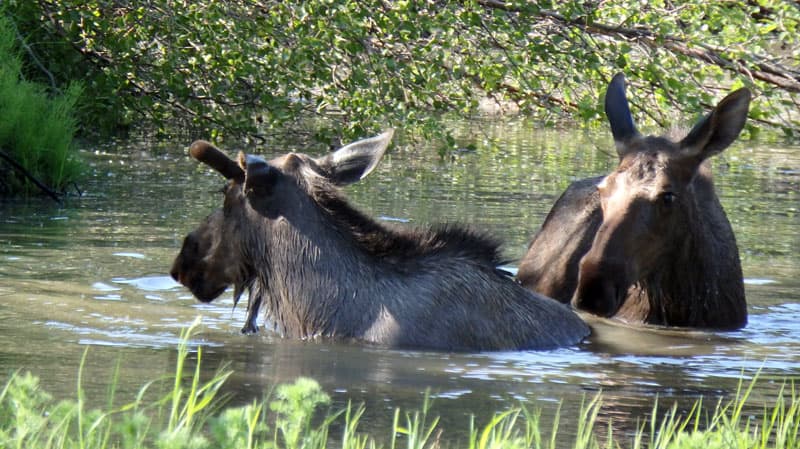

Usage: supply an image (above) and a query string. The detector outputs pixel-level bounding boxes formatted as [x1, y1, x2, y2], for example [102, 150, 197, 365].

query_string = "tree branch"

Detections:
[9, 16, 60, 93]
[476, 0, 800, 93]
[0, 149, 63, 203]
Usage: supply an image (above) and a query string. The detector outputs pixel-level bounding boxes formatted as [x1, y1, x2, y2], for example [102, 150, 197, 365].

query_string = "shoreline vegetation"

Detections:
[5, 2, 800, 145]
[2, 321, 798, 449]
[0, 14, 83, 199]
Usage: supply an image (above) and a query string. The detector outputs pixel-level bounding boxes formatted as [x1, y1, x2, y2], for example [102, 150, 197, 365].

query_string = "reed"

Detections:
[1, 321, 797, 449]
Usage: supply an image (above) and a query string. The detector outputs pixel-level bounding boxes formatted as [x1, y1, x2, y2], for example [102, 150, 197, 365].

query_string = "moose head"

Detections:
[170, 131, 393, 314]
[572, 74, 750, 326]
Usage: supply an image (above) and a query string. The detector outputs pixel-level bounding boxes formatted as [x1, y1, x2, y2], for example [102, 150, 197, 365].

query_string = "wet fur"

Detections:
[313, 182, 506, 267]
[238, 179, 587, 350]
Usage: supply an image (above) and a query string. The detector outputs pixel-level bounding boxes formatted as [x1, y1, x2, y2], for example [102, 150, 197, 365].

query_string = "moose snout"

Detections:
[170, 232, 205, 288]
[572, 276, 621, 317]
[170, 253, 187, 284]
[170, 246, 231, 303]
[169, 264, 182, 284]
[572, 258, 628, 317]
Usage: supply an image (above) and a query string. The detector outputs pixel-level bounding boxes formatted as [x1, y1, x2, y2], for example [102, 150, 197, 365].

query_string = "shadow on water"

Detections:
[1, 123, 798, 445]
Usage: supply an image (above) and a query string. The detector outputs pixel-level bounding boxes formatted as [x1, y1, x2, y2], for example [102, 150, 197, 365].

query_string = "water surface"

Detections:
[1, 122, 798, 444]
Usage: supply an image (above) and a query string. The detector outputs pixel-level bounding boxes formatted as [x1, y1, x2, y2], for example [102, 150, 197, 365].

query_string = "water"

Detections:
[1, 122, 798, 445]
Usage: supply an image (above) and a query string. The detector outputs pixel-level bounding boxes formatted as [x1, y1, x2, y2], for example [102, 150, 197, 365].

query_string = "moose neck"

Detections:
[624, 169, 746, 328]
[248, 204, 375, 339]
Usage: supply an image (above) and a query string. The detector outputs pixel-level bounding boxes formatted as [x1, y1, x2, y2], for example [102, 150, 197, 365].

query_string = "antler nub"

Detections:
[189, 140, 244, 181]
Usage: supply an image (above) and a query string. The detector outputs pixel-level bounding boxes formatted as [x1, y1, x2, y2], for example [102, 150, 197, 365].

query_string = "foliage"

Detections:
[0, 11, 83, 196]
[269, 377, 332, 449]
[1, 320, 799, 448]
[2, 1, 799, 148]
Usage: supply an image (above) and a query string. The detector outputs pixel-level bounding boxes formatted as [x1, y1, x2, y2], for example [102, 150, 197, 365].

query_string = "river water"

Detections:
[1, 121, 798, 445]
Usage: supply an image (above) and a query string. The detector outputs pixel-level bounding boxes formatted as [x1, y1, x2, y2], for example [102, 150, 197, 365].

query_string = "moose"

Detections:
[171, 130, 589, 351]
[517, 73, 750, 330]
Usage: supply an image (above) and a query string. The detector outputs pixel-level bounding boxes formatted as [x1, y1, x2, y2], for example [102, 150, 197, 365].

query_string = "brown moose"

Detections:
[517, 74, 750, 330]
[171, 131, 589, 351]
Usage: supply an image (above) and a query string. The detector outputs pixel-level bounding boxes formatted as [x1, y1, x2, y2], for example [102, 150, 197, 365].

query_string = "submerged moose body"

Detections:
[171, 131, 589, 351]
[517, 74, 750, 330]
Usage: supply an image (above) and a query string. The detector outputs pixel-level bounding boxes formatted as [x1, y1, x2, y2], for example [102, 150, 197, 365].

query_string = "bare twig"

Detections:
[0, 149, 62, 203]
[9, 17, 60, 93]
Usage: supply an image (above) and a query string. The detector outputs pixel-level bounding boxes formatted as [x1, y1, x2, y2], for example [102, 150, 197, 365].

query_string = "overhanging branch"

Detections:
[476, 0, 800, 93]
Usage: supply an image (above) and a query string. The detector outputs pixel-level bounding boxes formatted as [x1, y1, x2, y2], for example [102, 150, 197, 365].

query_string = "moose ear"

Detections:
[318, 130, 394, 186]
[679, 88, 751, 160]
[238, 153, 278, 196]
[189, 140, 244, 182]
[605, 73, 640, 154]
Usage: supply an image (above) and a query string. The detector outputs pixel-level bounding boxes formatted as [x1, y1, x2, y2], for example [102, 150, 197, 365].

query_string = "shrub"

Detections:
[0, 12, 83, 197]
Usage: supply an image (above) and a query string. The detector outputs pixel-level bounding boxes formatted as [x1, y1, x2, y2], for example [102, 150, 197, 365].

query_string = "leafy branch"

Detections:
[6, 0, 800, 145]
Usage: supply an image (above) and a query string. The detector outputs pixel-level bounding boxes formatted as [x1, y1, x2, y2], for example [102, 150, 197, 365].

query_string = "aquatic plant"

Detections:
[0, 320, 797, 449]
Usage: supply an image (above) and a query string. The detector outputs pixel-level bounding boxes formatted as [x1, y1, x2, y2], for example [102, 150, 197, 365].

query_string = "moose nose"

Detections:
[169, 258, 183, 283]
[572, 276, 621, 317]
[572, 257, 627, 317]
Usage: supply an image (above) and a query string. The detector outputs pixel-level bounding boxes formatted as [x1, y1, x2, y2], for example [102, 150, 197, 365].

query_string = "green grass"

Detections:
[0, 11, 83, 196]
[1, 319, 798, 449]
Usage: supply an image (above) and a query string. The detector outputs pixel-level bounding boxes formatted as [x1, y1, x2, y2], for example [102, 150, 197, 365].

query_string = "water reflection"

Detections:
[0, 125, 798, 445]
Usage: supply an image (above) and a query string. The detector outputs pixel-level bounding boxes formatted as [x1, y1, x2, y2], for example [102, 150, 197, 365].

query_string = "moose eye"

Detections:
[660, 191, 677, 205]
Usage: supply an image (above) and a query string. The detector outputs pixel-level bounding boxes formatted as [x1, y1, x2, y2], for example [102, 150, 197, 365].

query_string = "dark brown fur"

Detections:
[517, 74, 750, 330]
[172, 131, 589, 350]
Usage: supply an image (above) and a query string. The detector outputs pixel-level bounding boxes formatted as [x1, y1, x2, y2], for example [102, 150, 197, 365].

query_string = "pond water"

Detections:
[1, 121, 798, 445]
